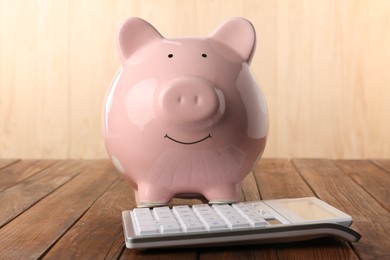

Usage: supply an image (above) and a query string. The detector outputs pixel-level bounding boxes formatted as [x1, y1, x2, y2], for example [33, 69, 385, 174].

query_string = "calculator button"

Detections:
[252, 203, 277, 219]
[153, 207, 182, 233]
[212, 204, 251, 229]
[193, 204, 227, 230]
[138, 225, 160, 235]
[232, 204, 267, 227]
[123, 198, 358, 249]
[133, 208, 161, 235]
[160, 223, 181, 233]
[172, 205, 205, 232]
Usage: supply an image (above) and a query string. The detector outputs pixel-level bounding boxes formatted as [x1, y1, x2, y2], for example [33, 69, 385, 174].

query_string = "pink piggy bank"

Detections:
[103, 17, 268, 207]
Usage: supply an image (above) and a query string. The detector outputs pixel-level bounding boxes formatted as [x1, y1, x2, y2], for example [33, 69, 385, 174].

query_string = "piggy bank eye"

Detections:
[202, 53, 207, 58]
[168, 53, 173, 58]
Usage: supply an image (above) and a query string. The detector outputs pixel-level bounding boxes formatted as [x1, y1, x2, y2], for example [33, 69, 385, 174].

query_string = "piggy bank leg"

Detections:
[135, 183, 173, 207]
[204, 183, 241, 204]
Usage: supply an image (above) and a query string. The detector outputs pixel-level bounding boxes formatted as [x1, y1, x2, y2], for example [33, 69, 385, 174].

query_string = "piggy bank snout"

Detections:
[158, 77, 225, 128]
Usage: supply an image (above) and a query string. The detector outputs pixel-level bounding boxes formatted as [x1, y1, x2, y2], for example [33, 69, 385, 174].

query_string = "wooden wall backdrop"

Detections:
[1, 0, 389, 159]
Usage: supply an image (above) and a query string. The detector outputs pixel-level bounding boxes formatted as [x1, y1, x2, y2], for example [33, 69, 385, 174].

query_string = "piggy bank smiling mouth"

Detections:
[164, 134, 212, 145]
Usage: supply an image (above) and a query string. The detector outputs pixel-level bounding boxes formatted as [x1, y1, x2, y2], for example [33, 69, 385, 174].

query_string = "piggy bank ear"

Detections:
[117, 17, 163, 63]
[209, 17, 256, 63]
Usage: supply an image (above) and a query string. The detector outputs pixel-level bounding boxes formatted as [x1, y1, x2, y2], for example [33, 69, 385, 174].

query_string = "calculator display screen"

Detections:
[282, 200, 337, 220]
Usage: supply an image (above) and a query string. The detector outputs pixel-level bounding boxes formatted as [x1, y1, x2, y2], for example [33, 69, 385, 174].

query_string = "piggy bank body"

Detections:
[103, 17, 268, 207]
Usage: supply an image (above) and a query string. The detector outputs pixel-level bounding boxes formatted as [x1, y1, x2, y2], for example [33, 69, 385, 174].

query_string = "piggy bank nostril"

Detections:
[176, 95, 202, 105]
[158, 78, 224, 126]
[175, 95, 202, 106]
[194, 95, 200, 104]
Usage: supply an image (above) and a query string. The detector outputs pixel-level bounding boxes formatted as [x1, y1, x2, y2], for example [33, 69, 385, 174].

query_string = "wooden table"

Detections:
[0, 159, 389, 259]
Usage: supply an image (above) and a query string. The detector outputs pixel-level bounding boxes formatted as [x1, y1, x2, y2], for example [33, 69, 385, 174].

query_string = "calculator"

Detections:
[121, 197, 361, 249]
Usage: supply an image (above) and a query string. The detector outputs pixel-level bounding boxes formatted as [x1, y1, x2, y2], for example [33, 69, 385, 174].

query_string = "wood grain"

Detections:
[1, 0, 390, 159]
[371, 159, 390, 174]
[43, 178, 134, 259]
[0, 159, 389, 258]
[0, 160, 118, 259]
[335, 160, 390, 212]
[120, 248, 197, 260]
[199, 245, 278, 260]
[292, 159, 390, 259]
[241, 171, 261, 201]
[0, 160, 85, 228]
[0, 159, 19, 170]
[254, 159, 314, 199]
[255, 159, 357, 259]
[0, 160, 57, 191]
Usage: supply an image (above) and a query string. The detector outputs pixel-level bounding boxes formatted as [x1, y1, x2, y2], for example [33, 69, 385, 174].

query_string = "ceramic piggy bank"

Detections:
[103, 17, 268, 207]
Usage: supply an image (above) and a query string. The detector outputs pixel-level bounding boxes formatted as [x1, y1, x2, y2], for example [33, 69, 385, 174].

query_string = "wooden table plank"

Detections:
[199, 245, 278, 260]
[0, 160, 118, 259]
[0, 159, 57, 191]
[335, 160, 390, 212]
[0, 158, 387, 259]
[273, 238, 358, 260]
[0, 160, 85, 228]
[292, 159, 390, 259]
[241, 171, 261, 201]
[371, 159, 390, 174]
[255, 159, 315, 199]
[105, 230, 128, 260]
[0, 159, 19, 170]
[254, 159, 358, 259]
[42, 177, 134, 259]
[120, 248, 198, 260]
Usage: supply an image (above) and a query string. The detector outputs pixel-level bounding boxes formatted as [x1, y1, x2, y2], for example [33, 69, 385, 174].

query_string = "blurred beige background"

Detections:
[0, 0, 389, 159]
